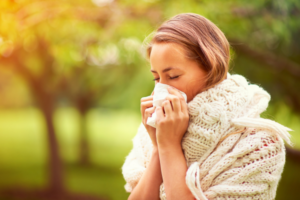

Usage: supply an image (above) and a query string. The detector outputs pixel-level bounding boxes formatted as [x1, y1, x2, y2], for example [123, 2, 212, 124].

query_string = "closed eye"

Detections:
[152, 76, 180, 81]
[170, 76, 179, 79]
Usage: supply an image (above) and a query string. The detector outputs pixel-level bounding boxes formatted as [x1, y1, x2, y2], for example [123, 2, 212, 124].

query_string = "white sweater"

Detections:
[122, 73, 292, 200]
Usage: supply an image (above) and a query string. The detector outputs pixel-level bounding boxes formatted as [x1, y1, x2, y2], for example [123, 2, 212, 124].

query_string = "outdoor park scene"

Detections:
[0, 0, 300, 199]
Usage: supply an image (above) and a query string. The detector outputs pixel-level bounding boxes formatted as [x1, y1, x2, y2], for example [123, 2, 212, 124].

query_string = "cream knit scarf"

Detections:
[122, 72, 292, 200]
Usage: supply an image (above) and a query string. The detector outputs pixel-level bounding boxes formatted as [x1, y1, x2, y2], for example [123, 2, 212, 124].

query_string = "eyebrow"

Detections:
[150, 67, 181, 73]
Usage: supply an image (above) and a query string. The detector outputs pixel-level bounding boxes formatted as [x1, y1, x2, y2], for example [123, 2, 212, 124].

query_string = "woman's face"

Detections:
[150, 42, 208, 102]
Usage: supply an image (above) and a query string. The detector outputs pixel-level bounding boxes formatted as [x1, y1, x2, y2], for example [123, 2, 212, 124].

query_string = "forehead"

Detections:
[150, 43, 187, 71]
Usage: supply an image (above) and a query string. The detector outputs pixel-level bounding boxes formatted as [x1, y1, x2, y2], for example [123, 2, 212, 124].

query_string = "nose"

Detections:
[159, 78, 168, 85]
[159, 80, 174, 89]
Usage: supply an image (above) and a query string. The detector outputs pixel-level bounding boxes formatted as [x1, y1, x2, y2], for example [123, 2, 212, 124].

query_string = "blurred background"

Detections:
[0, 0, 299, 199]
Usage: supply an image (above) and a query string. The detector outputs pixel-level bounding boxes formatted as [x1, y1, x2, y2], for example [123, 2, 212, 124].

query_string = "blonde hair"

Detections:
[146, 13, 231, 91]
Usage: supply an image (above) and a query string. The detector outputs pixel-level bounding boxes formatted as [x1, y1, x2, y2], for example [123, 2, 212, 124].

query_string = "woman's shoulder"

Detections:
[234, 127, 286, 158]
[231, 116, 292, 148]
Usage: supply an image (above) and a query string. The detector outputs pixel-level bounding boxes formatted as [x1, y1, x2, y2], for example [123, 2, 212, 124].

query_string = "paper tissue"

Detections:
[146, 83, 187, 128]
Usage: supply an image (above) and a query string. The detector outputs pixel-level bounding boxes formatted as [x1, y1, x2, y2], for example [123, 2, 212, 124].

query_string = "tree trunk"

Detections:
[78, 104, 90, 165]
[75, 94, 91, 166]
[38, 94, 65, 193]
[286, 145, 300, 163]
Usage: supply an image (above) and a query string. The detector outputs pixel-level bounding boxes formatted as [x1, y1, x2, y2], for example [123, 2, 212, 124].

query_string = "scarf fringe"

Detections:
[186, 162, 208, 200]
[231, 117, 293, 146]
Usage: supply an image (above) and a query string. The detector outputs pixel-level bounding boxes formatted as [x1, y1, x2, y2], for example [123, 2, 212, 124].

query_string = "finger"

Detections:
[181, 98, 189, 116]
[141, 101, 154, 116]
[167, 87, 186, 112]
[155, 106, 164, 121]
[162, 100, 173, 117]
[167, 87, 185, 100]
[143, 106, 155, 125]
[145, 106, 156, 117]
[165, 94, 181, 113]
[141, 101, 153, 111]
[141, 96, 153, 102]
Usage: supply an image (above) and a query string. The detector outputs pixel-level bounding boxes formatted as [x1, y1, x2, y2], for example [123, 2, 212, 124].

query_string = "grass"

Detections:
[0, 107, 141, 200]
[0, 106, 299, 200]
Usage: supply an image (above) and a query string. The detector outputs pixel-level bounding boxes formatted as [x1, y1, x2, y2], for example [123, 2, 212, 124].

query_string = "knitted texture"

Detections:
[122, 73, 292, 200]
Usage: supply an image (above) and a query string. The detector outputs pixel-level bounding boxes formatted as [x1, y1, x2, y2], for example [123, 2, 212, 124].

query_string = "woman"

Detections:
[122, 13, 292, 200]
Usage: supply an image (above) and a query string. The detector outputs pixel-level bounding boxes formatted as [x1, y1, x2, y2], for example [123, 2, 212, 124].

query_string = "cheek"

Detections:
[173, 84, 193, 102]
[184, 81, 202, 102]
[171, 78, 202, 102]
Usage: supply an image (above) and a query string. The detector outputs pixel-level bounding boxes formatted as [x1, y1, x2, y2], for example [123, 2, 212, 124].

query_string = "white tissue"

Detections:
[146, 83, 187, 128]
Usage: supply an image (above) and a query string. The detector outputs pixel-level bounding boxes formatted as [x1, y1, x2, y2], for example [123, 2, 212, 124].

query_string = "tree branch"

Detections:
[0, 46, 41, 90]
[229, 39, 300, 79]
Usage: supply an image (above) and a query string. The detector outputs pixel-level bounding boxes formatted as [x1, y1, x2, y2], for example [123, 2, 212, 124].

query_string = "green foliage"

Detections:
[0, 0, 153, 109]
[1, 0, 299, 110]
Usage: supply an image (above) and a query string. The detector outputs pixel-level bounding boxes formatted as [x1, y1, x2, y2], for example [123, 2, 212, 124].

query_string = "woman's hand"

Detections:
[154, 87, 194, 200]
[141, 91, 157, 148]
[155, 87, 189, 149]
